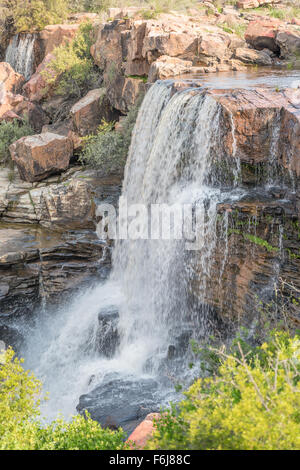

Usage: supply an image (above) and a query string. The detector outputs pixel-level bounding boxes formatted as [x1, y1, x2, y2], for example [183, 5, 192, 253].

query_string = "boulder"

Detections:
[107, 76, 146, 113]
[42, 120, 82, 150]
[127, 413, 160, 449]
[148, 56, 192, 82]
[70, 88, 113, 136]
[9, 132, 73, 182]
[0, 86, 48, 131]
[276, 30, 300, 59]
[235, 47, 273, 65]
[37, 179, 95, 229]
[197, 32, 231, 65]
[77, 376, 160, 435]
[245, 19, 281, 53]
[96, 307, 120, 357]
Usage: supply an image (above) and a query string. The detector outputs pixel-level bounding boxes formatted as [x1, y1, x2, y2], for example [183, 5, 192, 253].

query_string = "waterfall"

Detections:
[5, 34, 35, 80]
[21, 81, 240, 421]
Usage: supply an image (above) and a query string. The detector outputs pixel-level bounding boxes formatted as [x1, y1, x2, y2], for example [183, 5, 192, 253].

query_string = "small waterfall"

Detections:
[21, 81, 245, 420]
[5, 34, 35, 80]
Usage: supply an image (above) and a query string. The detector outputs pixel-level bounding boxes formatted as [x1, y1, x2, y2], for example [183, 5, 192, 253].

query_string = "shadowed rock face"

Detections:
[0, 168, 121, 324]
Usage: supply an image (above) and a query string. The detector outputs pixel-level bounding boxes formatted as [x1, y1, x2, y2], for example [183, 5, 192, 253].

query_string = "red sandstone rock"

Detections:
[38, 24, 80, 57]
[23, 53, 55, 102]
[245, 19, 281, 52]
[127, 413, 160, 449]
[106, 76, 146, 113]
[210, 87, 300, 176]
[70, 88, 113, 136]
[148, 55, 192, 82]
[0, 63, 25, 94]
[10, 132, 73, 182]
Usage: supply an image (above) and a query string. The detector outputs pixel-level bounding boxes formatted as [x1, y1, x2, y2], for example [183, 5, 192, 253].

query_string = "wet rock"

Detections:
[10, 132, 73, 182]
[97, 307, 120, 357]
[210, 87, 300, 175]
[77, 376, 160, 435]
[0, 324, 23, 352]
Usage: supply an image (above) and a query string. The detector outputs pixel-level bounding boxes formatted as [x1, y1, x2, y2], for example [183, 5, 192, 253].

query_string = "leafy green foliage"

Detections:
[34, 415, 126, 450]
[149, 331, 300, 450]
[80, 94, 143, 174]
[42, 21, 99, 99]
[1, 0, 68, 33]
[0, 347, 127, 450]
[0, 118, 33, 165]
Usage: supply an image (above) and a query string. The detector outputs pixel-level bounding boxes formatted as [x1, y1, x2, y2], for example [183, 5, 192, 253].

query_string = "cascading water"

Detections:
[22, 81, 243, 423]
[5, 34, 35, 80]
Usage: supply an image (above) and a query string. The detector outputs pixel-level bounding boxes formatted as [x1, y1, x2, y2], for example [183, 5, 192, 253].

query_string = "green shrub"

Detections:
[42, 21, 99, 99]
[0, 347, 127, 450]
[149, 331, 300, 450]
[1, 0, 68, 33]
[80, 94, 143, 174]
[0, 118, 33, 165]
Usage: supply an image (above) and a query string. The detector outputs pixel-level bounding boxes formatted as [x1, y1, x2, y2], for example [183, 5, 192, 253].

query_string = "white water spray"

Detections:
[23, 81, 235, 420]
[5, 34, 35, 80]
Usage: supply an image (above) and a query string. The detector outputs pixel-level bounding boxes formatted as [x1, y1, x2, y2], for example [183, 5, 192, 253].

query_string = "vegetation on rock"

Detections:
[0, 0, 68, 34]
[80, 94, 143, 174]
[149, 330, 300, 450]
[0, 347, 127, 450]
[0, 118, 33, 165]
[42, 21, 99, 99]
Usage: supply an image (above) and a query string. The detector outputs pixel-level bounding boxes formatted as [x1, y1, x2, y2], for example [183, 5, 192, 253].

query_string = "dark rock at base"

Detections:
[77, 376, 160, 435]
[0, 324, 23, 352]
[97, 306, 120, 357]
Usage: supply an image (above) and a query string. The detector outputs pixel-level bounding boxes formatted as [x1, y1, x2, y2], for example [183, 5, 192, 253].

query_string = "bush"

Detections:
[1, 0, 68, 33]
[80, 94, 143, 174]
[0, 118, 33, 165]
[42, 21, 99, 99]
[0, 347, 127, 450]
[149, 331, 300, 450]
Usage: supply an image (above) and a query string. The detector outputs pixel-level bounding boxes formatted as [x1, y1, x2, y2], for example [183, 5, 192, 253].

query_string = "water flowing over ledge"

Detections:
[5, 34, 36, 80]
[15, 79, 300, 432]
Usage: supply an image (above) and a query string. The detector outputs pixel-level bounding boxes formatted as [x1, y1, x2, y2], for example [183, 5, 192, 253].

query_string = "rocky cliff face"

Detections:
[0, 6, 300, 349]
